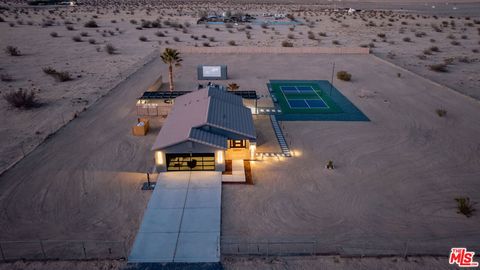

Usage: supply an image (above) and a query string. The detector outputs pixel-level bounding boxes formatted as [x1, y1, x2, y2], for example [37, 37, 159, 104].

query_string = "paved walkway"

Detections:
[129, 172, 221, 263]
[222, 160, 245, 183]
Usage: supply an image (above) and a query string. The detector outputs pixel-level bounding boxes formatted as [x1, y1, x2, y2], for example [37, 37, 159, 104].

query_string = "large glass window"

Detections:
[166, 153, 215, 171]
[229, 140, 246, 149]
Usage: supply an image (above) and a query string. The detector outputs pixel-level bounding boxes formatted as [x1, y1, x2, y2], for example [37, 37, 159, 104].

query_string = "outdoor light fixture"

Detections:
[155, 151, 164, 165]
[249, 144, 256, 160]
[216, 151, 224, 164]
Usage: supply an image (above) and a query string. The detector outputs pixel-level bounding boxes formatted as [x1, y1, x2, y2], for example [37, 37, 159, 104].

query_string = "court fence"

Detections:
[0, 240, 127, 262]
[221, 238, 480, 258]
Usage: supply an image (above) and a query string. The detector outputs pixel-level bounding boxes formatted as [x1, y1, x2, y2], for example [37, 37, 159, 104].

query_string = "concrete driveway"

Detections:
[129, 172, 222, 263]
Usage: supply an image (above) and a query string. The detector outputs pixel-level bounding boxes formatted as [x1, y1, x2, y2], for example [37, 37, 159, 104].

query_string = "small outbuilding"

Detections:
[152, 87, 256, 172]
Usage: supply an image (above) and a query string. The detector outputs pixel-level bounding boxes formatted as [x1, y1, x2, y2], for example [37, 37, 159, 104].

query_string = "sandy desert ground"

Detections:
[1, 1, 479, 176]
[0, 0, 479, 269]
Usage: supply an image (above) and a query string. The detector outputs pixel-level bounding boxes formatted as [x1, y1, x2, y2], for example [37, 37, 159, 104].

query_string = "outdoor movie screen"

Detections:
[202, 66, 222, 78]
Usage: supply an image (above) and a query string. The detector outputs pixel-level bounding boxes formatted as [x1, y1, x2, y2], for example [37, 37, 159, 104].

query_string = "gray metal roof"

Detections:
[189, 128, 227, 149]
[206, 97, 256, 139]
[152, 88, 256, 151]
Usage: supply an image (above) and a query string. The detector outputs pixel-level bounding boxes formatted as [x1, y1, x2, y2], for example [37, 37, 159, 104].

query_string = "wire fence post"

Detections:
[0, 242, 5, 261]
[123, 240, 128, 259]
[403, 241, 409, 259]
[39, 240, 47, 259]
[82, 241, 87, 259]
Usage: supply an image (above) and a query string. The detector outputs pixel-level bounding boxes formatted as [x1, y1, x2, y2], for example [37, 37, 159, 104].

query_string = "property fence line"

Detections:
[0, 240, 127, 262]
[221, 238, 480, 258]
[175, 46, 370, 55]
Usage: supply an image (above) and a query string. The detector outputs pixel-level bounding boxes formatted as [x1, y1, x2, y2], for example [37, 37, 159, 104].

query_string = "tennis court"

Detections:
[270, 81, 342, 114]
[269, 80, 369, 121]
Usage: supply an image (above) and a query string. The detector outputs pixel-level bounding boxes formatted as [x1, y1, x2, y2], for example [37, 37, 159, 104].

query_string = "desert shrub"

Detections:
[42, 67, 57, 75]
[139, 36, 148, 42]
[228, 40, 236, 46]
[336, 71, 352, 81]
[72, 36, 82, 42]
[377, 33, 386, 38]
[208, 37, 215, 42]
[1, 73, 13, 82]
[3, 89, 39, 109]
[307, 32, 316, 40]
[0, 16, 4, 22]
[281, 40, 293, 47]
[461, 35, 468, 39]
[8, 22, 14, 27]
[202, 42, 210, 47]
[111, 19, 117, 23]
[332, 40, 340, 45]
[261, 22, 268, 29]
[455, 197, 475, 217]
[451, 40, 461, 46]
[80, 31, 89, 37]
[435, 109, 447, 117]
[66, 25, 75, 31]
[42, 20, 54, 27]
[155, 31, 165, 37]
[5, 46, 21, 56]
[105, 43, 117, 54]
[415, 31, 427, 38]
[429, 63, 448, 72]
[88, 38, 96, 44]
[84, 20, 98, 28]
[429, 46, 440, 52]
[287, 33, 295, 39]
[225, 23, 233, 28]
[403, 37, 411, 42]
[173, 36, 180, 42]
[141, 20, 152, 28]
[50, 31, 58, 37]
[42, 67, 72, 82]
[130, 19, 137, 24]
[319, 32, 327, 37]
[55, 71, 72, 82]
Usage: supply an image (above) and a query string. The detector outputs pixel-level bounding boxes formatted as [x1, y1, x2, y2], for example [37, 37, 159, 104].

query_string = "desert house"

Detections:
[152, 87, 256, 172]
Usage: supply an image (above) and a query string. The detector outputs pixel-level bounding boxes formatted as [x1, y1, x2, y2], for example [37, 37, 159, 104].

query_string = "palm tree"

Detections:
[160, 48, 182, 92]
[227, 83, 239, 91]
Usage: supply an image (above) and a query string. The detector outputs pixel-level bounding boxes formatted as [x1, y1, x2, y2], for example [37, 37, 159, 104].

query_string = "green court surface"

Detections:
[268, 80, 369, 121]
[269, 81, 343, 114]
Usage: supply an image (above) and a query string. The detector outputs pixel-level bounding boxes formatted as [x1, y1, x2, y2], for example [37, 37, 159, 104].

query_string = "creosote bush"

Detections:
[436, 109, 447, 117]
[281, 40, 293, 47]
[105, 43, 117, 54]
[429, 63, 448, 72]
[336, 71, 352, 81]
[455, 197, 475, 217]
[84, 20, 98, 28]
[42, 67, 73, 82]
[5, 46, 21, 56]
[3, 89, 39, 109]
